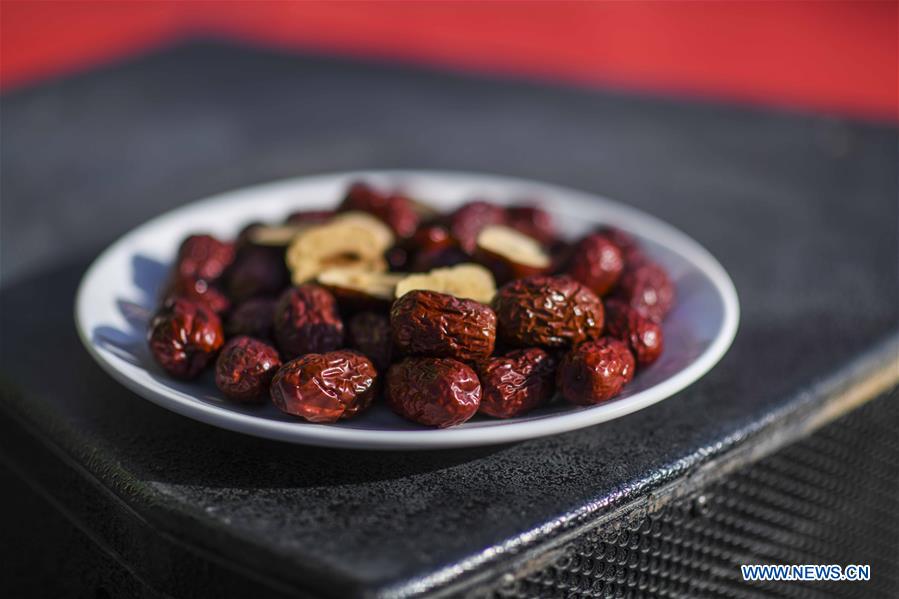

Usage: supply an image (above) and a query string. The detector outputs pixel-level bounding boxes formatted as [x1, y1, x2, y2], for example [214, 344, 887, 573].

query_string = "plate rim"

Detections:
[75, 169, 740, 450]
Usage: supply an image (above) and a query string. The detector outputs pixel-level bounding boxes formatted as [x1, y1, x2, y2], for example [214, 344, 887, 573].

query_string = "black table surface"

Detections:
[1, 43, 897, 598]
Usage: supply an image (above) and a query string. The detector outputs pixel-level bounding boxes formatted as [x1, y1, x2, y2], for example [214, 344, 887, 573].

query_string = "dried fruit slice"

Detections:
[286, 212, 394, 284]
[395, 263, 496, 304]
[317, 267, 405, 311]
[475, 225, 551, 283]
[330, 212, 395, 249]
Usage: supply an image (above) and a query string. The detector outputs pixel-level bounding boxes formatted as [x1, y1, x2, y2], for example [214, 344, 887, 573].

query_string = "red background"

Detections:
[1, 1, 896, 120]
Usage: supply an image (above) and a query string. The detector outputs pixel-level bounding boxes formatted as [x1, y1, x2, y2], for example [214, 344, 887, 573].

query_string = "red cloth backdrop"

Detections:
[1, 1, 896, 121]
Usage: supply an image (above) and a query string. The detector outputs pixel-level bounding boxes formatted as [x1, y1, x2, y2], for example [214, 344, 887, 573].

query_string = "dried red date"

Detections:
[273, 285, 344, 359]
[348, 311, 393, 371]
[604, 299, 664, 366]
[391, 290, 496, 362]
[446, 200, 506, 253]
[385, 246, 409, 271]
[175, 234, 235, 282]
[411, 224, 454, 254]
[478, 348, 556, 418]
[339, 182, 420, 238]
[147, 298, 224, 379]
[270, 350, 377, 422]
[492, 275, 604, 348]
[225, 245, 289, 302]
[215, 336, 281, 402]
[565, 233, 624, 296]
[557, 338, 635, 405]
[225, 297, 276, 341]
[386, 357, 481, 427]
[506, 205, 555, 245]
[161, 274, 231, 314]
[596, 226, 647, 268]
[611, 262, 675, 323]
[411, 245, 469, 272]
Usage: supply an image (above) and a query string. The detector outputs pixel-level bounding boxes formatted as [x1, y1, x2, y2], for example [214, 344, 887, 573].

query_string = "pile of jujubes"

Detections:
[148, 182, 673, 427]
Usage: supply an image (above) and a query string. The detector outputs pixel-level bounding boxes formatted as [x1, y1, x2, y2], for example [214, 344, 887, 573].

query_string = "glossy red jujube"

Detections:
[225, 297, 276, 341]
[161, 273, 231, 314]
[270, 350, 377, 423]
[386, 357, 481, 427]
[492, 275, 604, 348]
[604, 299, 664, 367]
[595, 226, 647, 268]
[565, 233, 624, 297]
[225, 245, 289, 302]
[215, 336, 281, 402]
[391, 290, 496, 362]
[175, 234, 235, 282]
[147, 297, 224, 379]
[347, 311, 393, 372]
[478, 348, 556, 418]
[612, 262, 675, 323]
[557, 338, 635, 405]
[273, 285, 344, 359]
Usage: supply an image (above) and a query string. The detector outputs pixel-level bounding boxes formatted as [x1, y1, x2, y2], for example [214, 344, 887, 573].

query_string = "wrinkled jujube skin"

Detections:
[506, 205, 555, 245]
[225, 245, 290, 302]
[273, 285, 344, 359]
[225, 297, 276, 341]
[161, 273, 231, 315]
[565, 233, 625, 297]
[478, 348, 556, 418]
[214, 336, 281, 402]
[386, 357, 481, 427]
[348, 311, 393, 372]
[446, 200, 507, 254]
[270, 350, 377, 422]
[391, 290, 496, 362]
[492, 275, 604, 348]
[604, 299, 664, 367]
[339, 182, 420, 238]
[557, 337, 635, 405]
[147, 298, 224, 379]
[611, 262, 675, 323]
[175, 234, 235, 282]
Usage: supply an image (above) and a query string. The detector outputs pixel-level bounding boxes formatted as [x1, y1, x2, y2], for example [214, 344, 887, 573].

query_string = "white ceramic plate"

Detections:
[75, 170, 739, 449]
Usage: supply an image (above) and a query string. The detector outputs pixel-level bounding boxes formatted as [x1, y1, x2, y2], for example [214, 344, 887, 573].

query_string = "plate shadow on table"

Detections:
[0, 255, 513, 490]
